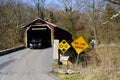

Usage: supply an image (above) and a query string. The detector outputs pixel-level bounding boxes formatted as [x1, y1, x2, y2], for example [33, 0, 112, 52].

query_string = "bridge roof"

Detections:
[21, 18, 73, 42]
[21, 18, 56, 29]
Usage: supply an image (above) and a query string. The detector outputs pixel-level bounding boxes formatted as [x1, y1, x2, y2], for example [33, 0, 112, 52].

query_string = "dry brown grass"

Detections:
[52, 44, 120, 80]
[78, 44, 120, 80]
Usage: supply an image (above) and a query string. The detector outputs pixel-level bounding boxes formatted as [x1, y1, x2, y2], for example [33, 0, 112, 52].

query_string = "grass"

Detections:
[79, 45, 120, 80]
[53, 73, 83, 80]
[53, 45, 120, 80]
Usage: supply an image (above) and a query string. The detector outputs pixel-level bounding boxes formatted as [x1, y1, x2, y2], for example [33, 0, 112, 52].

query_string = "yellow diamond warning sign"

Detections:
[58, 40, 71, 53]
[71, 37, 88, 54]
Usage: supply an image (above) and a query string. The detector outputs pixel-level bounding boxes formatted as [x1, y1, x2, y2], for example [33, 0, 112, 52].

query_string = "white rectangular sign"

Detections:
[60, 56, 69, 61]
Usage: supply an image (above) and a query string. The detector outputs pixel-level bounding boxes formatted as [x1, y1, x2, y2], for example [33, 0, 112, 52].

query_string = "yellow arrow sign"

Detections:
[71, 36, 88, 54]
[58, 40, 71, 53]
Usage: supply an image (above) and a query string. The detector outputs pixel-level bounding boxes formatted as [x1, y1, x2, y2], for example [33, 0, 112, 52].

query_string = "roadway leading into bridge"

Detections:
[0, 48, 59, 80]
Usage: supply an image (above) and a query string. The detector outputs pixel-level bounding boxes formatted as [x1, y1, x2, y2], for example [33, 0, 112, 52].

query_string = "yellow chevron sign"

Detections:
[58, 40, 70, 53]
[71, 37, 88, 54]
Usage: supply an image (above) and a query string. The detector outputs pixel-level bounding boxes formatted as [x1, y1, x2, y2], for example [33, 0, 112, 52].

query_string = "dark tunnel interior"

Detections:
[27, 26, 51, 49]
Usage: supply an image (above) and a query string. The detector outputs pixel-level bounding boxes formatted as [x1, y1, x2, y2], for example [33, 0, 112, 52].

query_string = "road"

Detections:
[0, 48, 59, 80]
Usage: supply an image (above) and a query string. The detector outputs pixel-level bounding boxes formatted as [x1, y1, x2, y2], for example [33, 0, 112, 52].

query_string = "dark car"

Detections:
[29, 39, 42, 49]
[29, 39, 51, 49]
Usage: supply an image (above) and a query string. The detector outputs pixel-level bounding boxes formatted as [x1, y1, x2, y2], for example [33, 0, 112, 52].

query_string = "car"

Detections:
[29, 39, 42, 49]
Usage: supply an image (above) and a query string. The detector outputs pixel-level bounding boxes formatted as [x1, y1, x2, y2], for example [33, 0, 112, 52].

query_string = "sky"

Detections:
[22, 0, 60, 6]
[19, 0, 109, 12]
[22, 0, 62, 9]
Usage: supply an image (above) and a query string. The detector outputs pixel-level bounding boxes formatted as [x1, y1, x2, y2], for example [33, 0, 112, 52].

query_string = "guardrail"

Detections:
[0, 46, 26, 56]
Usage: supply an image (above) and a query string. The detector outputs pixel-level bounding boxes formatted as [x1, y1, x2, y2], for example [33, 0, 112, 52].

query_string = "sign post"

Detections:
[71, 36, 88, 78]
[58, 39, 71, 69]
[60, 56, 69, 69]
[75, 54, 80, 72]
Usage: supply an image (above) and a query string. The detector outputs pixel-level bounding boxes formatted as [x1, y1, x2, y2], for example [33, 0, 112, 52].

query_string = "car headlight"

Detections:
[38, 43, 41, 46]
[30, 43, 33, 46]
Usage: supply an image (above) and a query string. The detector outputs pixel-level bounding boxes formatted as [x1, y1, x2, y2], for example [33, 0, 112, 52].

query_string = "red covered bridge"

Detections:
[22, 18, 73, 48]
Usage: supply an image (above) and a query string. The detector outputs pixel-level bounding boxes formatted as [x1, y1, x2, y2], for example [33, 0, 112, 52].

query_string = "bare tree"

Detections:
[32, 0, 46, 19]
[0, 0, 30, 50]
[104, 0, 120, 5]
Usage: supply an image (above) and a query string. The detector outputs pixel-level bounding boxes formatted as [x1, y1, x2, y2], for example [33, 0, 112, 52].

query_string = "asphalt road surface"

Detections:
[0, 48, 59, 80]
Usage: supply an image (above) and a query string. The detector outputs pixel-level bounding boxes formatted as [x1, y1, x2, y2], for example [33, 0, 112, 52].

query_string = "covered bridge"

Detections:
[22, 18, 73, 48]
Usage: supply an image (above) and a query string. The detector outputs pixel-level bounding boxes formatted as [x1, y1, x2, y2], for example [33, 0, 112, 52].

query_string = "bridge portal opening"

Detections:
[27, 25, 52, 49]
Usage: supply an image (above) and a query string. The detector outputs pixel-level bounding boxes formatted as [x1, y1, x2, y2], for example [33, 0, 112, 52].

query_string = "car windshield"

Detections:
[30, 39, 42, 43]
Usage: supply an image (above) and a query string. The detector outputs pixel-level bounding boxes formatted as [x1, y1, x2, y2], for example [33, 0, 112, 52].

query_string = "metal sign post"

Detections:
[75, 54, 80, 69]
[75, 54, 80, 73]
[58, 39, 71, 70]
[71, 36, 89, 79]
[60, 56, 69, 70]
[73, 54, 80, 80]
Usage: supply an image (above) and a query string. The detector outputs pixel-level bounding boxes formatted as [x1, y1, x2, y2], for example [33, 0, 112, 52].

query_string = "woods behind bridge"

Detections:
[0, 0, 119, 50]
